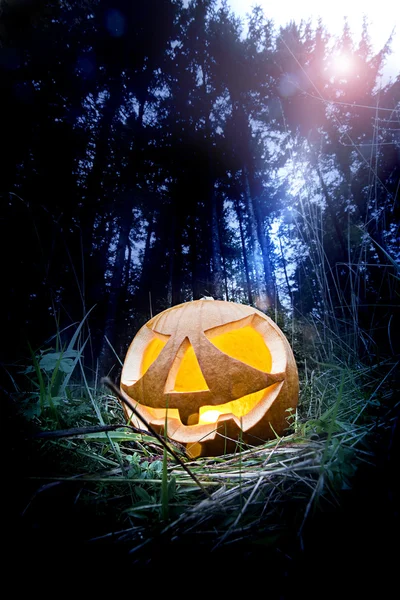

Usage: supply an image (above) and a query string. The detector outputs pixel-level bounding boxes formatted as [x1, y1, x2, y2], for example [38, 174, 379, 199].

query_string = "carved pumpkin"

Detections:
[120, 299, 298, 458]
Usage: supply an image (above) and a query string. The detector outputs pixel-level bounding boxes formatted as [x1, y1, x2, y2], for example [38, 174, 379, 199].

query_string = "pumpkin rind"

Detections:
[120, 299, 299, 457]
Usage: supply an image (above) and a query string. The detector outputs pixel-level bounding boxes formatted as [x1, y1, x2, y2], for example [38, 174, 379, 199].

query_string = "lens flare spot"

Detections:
[332, 53, 353, 75]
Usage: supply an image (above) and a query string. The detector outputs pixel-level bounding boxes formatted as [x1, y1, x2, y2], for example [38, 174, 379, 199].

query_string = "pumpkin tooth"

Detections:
[187, 412, 200, 425]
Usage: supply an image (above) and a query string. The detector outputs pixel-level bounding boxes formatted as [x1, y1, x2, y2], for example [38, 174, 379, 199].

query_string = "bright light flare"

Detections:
[331, 53, 354, 75]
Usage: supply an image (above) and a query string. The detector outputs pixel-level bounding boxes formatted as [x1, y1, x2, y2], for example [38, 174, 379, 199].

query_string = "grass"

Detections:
[6, 317, 396, 591]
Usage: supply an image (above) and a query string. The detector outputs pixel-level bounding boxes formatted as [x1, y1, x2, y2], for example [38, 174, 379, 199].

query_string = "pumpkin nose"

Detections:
[167, 342, 209, 393]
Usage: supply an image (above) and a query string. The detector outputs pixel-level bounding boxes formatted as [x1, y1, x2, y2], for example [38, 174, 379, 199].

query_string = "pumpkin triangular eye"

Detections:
[165, 337, 209, 393]
[206, 322, 272, 373]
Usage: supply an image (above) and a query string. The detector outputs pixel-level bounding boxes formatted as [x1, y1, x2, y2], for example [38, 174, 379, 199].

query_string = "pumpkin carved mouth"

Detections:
[120, 300, 298, 457]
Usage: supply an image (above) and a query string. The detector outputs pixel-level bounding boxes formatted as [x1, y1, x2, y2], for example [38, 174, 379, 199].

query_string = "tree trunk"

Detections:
[80, 83, 124, 255]
[169, 193, 185, 306]
[80, 82, 124, 319]
[98, 209, 135, 371]
[98, 94, 146, 369]
[246, 167, 279, 309]
[242, 167, 270, 311]
[234, 194, 253, 305]
[137, 212, 155, 316]
[308, 142, 347, 257]
[210, 185, 224, 299]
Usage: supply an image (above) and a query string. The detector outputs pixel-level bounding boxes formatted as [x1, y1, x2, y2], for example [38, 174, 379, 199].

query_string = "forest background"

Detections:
[2, 0, 399, 370]
[1, 0, 399, 585]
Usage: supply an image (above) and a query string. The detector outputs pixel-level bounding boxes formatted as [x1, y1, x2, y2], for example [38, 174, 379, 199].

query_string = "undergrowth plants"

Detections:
[21, 309, 94, 426]
[14, 305, 387, 570]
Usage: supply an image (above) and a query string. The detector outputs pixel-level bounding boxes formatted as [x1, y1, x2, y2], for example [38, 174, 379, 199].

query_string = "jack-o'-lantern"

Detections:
[120, 299, 298, 458]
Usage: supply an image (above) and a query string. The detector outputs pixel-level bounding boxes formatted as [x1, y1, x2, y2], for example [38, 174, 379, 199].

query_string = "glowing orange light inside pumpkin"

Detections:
[199, 409, 222, 424]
